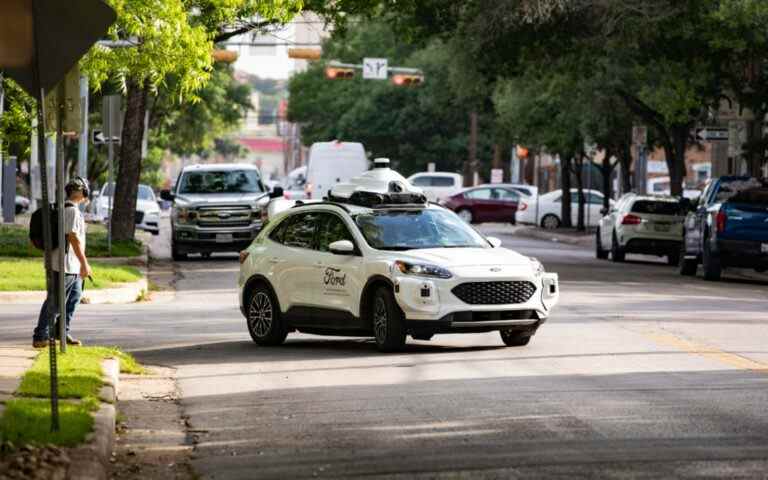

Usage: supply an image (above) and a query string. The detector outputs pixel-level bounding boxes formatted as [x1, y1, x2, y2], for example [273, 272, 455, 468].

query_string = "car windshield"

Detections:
[354, 209, 489, 250]
[631, 200, 682, 215]
[101, 184, 155, 201]
[179, 170, 263, 194]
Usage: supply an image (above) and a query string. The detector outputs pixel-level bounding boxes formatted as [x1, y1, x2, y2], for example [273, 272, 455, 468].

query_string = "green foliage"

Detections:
[0, 399, 95, 447]
[0, 78, 35, 161]
[0, 258, 142, 291]
[0, 224, 142, 259]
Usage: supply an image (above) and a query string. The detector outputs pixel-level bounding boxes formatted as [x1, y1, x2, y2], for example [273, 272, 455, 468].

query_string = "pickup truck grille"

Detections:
[196, 205, 253, 228]
[452, 281, 537, 305]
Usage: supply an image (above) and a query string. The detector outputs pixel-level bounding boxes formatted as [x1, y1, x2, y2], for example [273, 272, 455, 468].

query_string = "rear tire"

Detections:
[611, 232, 625, 262]
[595, 228, 609, 259]
[372, 286, 407, 352]
[246, 284, 288, 346]
[541, 214, 560, 230]
[679, 239, 697, 276]
[667, 250, 680, 266]
[702, 239, 722, 281]
[500, 329, 532, 347]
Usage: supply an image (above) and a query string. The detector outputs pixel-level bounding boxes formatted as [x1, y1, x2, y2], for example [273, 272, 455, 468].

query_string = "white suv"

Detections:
[596, 193, 684, 264]
[238, 162, 559, 352]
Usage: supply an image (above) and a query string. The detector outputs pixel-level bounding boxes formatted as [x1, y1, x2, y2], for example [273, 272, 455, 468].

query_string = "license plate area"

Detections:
[653, 223, 671, 232]
[216, 233, 234, 243]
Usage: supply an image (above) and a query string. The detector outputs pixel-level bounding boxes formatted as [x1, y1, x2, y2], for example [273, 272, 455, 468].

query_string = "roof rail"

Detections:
[290, 201, 351, 213]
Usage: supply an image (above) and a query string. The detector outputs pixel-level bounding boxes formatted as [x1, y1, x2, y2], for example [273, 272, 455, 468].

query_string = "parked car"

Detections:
[283, 165, 308, 200]
[596, 193, 685, 264]
[160, 164, 275, 260]
[92, 183, 161, 235]
[443, 185, 520, 224]
[15, 195, 30, 214]
[304, 141, 368, 199]
[407, 172, 464, 202]
[517, 189, 610, 229]
[680, 176, 768, 280]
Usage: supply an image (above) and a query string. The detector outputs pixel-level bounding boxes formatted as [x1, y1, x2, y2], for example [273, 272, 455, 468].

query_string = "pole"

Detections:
[77, 76, 89, 182]
[107, 137, 113, 256]
[56, 83, 67, 354]
[587, 157, 592, 228]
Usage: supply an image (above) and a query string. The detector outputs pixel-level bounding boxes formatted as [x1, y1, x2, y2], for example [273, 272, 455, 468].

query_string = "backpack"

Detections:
[29, 202, 75, 251]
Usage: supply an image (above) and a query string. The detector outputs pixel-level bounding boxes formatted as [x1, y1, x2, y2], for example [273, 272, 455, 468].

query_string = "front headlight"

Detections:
[529, 257, 545, 277]
[175, 207, 197, 223]
[394, 260, 452, 279]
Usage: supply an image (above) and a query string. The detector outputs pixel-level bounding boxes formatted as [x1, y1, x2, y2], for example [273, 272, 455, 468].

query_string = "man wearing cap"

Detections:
[32, 177, 93, 348]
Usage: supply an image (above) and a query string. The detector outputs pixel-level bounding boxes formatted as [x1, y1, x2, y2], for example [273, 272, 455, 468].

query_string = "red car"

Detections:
[443, 185, 520, 224]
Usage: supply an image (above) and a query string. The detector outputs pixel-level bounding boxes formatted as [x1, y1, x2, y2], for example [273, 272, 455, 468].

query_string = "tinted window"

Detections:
[496, 188, 519, 202]
[729, 186, 768, 206]
[268, 217, 292, 244]
[587, 192, 604, 205]
[431, 177, 456, 187]
[316, 213, 354, 252]
[178, 170, 263, 194]
[715, 178, 765, 203]
[410, 176, 432, 187]
[281, 213, 318, 249]
[631, 201, 682, 215]
[354, 209, 489, 250]
[464, 188, 492, 200]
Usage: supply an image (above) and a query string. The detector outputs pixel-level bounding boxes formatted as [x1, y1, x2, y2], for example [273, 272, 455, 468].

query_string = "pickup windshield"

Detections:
[178, 170, 263, 194]
[354, 209, 489, 250]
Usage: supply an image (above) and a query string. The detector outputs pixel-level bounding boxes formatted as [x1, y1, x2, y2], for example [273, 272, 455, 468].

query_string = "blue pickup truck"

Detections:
[680, 176, 768, 280]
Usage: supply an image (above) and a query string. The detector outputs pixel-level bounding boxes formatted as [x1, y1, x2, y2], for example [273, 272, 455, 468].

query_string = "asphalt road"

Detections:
[2, 223, 768, 479]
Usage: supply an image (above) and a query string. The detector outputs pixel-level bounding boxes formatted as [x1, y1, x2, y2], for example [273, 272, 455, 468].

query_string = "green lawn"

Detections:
[0, 347, 144, 447]
[0, 223, 142, 258]
[17, 346, 145, 400]
[0, 398, 96, 447]
[0, 257, 142, 291]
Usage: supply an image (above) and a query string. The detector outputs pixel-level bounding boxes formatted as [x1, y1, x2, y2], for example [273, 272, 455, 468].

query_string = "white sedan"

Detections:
[92, 183, 161, 235]
[516, 188, 611, 229]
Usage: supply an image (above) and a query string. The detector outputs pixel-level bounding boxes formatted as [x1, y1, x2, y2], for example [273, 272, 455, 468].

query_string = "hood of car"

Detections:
[400, 247, 531, 268]
[174, 192, 267, 206]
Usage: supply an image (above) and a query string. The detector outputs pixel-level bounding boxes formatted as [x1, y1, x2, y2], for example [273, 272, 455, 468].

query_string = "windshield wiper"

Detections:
[376, 246, 415, 251]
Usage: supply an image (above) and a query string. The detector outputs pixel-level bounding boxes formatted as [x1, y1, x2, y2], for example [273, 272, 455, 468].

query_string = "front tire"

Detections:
[595, 228, 609, 259]
[541, 214, 560, 230]
[372, 286, 407, 352]
[457, 208, 474, 224]
[246, 284, 287, 346]
[171, 241, 187, 261]
[500, 329, 532, 347]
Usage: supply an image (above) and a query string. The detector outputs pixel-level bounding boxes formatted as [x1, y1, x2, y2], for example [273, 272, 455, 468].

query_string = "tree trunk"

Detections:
[560, 156, 572, 228]
[112, 79, 150, 242]
[464, 111, 478, 187]
[666, 124, 689, 197]
[620, 140, 633, 193]
[601, 148, 612, 209]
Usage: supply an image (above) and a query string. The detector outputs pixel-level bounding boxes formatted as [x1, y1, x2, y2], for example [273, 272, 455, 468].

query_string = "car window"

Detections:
[281, 213, 319, 249]
[410, 176, 432, 187]
[178, 170, 263, 194]
[464, 188, 492, 200]
[511, 187, 532, 196]
[587, 192, 604, 204]
[631, 200, 682, 215]
[715, 178, 765, 203]
[431, 177, 455, 187]
[316, 213, 355, 252]
[268, 216, 292, 244]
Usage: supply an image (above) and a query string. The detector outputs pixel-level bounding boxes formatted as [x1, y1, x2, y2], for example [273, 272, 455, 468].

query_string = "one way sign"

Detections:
[695, 127, 728, 141]
[92, 129, 120, 144]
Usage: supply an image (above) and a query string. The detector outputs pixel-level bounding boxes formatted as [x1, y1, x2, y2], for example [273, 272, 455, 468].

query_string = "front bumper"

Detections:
[173, 222, 262, 252]
[393, 272, 559, 327]
[718, 239, 768, 268]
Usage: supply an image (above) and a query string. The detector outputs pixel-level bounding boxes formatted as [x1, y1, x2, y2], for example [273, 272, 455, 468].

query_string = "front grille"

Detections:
[452, 281, 536, 305]
[196, 205, 253, 229]
[134, 211, 144, 224]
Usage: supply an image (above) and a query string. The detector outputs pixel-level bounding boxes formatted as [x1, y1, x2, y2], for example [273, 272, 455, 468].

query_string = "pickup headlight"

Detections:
[394, 260, 452, 279]
[529, 257, 545, 277]
[175, 207, 197, 223]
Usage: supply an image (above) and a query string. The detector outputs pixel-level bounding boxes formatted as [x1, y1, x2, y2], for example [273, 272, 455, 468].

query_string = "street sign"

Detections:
[647, 160, 669, 174]
[490, 168, 504, 184]
[728, 120, 747, 157]
[695, 127, 728, 141]
[363, 57, 388, 80]
[44, 67, 81, 135]
[92, 129, 119, 144]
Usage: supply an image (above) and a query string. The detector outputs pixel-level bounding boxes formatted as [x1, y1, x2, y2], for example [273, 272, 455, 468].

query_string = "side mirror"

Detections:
[600, 207, 608, 215]
[269, 186, 284, 199]
[160, 189, 174, 202]
[487, 236, 502, 248]
[329, 239, 355, 255]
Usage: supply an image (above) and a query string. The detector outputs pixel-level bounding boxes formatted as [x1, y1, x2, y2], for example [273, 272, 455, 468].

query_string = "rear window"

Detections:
[714, 178, 765, 202]
[631, 200, 682, 215]
[730, 187, 768, 206]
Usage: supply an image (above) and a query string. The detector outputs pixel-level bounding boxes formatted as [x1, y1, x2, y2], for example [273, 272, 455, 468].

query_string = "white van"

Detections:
[407, 172, 464, 202]
[305, 141, 368, 199]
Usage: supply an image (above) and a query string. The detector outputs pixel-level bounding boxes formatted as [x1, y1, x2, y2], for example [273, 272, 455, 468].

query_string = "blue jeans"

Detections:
[33, 274, 82, 341]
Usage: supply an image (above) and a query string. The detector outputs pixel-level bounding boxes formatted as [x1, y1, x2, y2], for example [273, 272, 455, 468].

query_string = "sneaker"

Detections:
[32, 339, 49, 348]
[64, 335, 82, 346]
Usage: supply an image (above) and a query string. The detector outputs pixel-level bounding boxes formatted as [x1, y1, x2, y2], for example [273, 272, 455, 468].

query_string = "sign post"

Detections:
[102, 95, 122, 256]
[632, 126, 648, 194]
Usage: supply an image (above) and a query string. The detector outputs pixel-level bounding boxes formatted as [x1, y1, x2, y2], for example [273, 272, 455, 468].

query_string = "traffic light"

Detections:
[391, 74, 424, 86]
[289, 48, 322, 60]
[325, 67, 355, 80]
[213, 49, 238, 63]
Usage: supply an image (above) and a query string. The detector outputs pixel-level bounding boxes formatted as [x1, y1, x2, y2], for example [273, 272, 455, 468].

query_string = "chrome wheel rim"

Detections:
[543, 216, 558, 230]
[248, 292, 273, 338]
[373, 297, 387, 343]
[458, 210, 472, 223]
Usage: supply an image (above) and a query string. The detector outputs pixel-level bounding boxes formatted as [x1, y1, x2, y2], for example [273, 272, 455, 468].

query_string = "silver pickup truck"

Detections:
[161, 163, 278, 260]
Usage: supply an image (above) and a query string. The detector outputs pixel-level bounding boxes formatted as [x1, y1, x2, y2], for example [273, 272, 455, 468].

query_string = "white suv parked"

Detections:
[238, 163, 559, 352]
[596, 193, 685, 264]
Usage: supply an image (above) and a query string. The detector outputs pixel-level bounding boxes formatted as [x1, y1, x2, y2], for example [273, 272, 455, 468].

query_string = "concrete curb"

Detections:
[513, 225, 593, 246]
[66, 358, 120, 480]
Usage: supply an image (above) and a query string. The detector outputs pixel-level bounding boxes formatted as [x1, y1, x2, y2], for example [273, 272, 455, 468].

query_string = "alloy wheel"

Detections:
[373, 296, 388, 343]
[248, 292, 273, 338]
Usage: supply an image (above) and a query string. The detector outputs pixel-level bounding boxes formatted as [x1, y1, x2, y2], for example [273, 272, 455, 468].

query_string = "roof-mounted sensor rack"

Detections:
[327, 190, 427, 208]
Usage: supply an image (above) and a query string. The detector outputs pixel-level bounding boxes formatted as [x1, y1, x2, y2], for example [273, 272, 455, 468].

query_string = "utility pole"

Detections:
[77, 76, 89, 183]
[466, 111, 478, 187]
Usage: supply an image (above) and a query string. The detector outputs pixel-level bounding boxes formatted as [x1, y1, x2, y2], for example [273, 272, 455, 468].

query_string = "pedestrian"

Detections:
[32, 177, 92, 348]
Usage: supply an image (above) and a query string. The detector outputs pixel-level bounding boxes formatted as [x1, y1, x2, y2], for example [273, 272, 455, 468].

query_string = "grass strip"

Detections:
[0, 223, 142, 258]
[17, 346, 145, 400]
[0, 257, 142, 291]
[0, 398, 97, 447]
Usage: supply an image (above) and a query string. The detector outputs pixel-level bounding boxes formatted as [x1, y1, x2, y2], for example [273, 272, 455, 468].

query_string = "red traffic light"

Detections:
[325, 67, 355, 79]
[392, 74, 424, 86]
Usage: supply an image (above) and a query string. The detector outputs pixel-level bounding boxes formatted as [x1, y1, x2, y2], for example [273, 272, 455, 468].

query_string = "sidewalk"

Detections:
[482, 224, 594, 246]
[0, 347, 36, 417]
